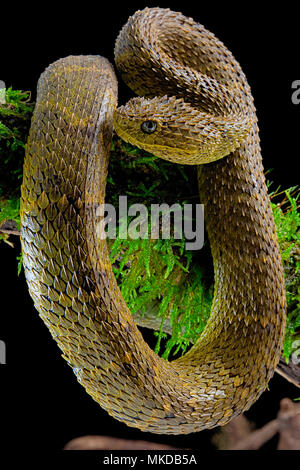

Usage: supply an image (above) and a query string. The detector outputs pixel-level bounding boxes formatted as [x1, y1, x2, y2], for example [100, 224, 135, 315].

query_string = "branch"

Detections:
[64, 435, 180, 450]
[229, 419, 279, 450]
[226, 398, 300, 450]
[0, 220, 20, 244]
[212, 414, 253, 450]
[0, 227, 21, 236]
[0, 221, 20, 248]
[277, 398, 300, 450]
[276, 357, 300, 388]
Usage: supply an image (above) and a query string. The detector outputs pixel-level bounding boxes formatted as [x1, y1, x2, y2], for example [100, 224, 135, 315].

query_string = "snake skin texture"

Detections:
[20, 8, 286, 434]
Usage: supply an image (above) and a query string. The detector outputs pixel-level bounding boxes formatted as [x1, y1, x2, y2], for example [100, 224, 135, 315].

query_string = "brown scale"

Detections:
[20, 9, 286, 434]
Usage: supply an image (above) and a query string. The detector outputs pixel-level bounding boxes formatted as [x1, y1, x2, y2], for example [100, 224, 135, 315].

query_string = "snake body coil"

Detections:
[20, 8, 286, 434]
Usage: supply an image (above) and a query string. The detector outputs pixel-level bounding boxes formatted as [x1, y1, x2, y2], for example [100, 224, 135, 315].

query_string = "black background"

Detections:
[0, 0, 299, 454]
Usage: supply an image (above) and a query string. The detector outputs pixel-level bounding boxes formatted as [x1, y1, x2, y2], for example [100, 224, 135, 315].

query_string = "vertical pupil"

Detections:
[141, 121, 157, 133]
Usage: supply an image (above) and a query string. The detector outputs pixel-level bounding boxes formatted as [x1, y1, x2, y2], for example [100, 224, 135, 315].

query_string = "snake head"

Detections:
[114, 95, 251, 165]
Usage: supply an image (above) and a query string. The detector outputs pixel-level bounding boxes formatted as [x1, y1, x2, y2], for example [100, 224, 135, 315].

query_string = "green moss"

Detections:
[107, 144, 300, 360]
[0, 196, 20, 227]
[0, 87, 33, 245]
[0, 87, 34, 198]
[106, 139, 213, 359]
[270, 186, 300, 362]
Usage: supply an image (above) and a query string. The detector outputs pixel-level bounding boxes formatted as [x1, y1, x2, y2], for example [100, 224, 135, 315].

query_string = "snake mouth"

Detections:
[113, 117, 172, 158]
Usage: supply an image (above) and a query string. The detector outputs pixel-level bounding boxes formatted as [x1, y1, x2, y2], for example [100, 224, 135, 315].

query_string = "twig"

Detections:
[63, 399, 300, 451]
[0, 219, 20, 238]
[276, 358, 300, 388]
[229, 419, 279, 450]
[277, 398, 300, 450]
[0, 227, 21, 236]
[64, 435, 180, 450]
[212, 414, 253, 450]
[226, 398, 300, 450]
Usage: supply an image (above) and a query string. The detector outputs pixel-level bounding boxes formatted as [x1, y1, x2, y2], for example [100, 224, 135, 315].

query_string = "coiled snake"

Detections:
[20, 8, 286, 434]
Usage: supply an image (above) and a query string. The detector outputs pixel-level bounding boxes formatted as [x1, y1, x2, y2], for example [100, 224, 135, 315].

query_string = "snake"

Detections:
[20, 7, 286, 434]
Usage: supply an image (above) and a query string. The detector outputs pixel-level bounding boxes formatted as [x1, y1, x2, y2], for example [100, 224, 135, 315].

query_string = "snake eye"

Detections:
[141, 120, 157, 134]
